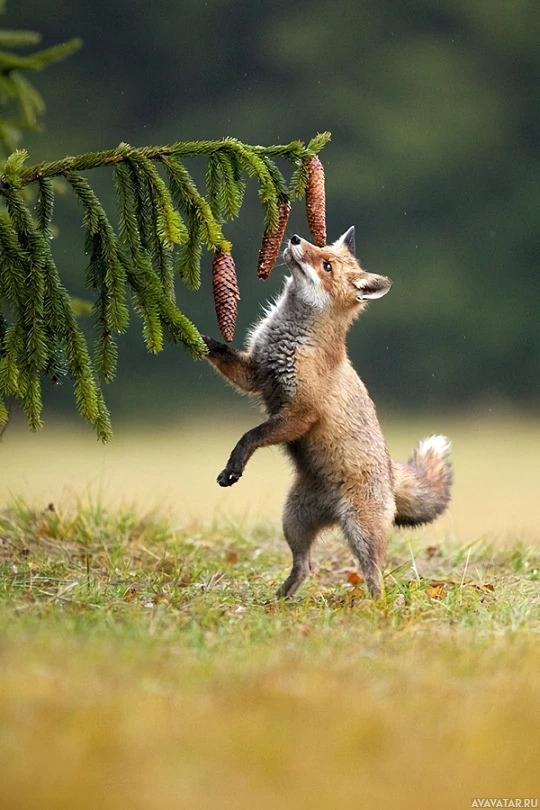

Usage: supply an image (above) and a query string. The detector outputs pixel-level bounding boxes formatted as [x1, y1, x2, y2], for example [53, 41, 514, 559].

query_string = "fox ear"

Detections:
[333, 226, 356, 256]
[353, 274, 393, 301]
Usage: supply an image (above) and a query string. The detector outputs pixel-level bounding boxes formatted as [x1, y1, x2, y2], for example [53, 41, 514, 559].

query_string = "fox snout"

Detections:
[286, 235, 304, 258]
[284, 235, 306, 267]
[283, 237, 303, 272]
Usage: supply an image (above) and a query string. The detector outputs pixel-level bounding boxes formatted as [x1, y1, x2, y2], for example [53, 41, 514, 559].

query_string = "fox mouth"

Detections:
[284, 246, 304, 274]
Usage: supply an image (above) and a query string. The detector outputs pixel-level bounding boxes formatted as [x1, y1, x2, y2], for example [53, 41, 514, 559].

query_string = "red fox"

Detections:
[203, 227, 452, 598]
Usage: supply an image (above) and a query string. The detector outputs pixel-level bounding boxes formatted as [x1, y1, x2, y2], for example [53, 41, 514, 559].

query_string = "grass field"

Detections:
[0, 415, 539, 809]
[2, 413, 540, 539]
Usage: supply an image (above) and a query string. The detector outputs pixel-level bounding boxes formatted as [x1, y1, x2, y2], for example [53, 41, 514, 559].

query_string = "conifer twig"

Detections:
[0, 11, 332, 440]
[0, 134, 331, 440]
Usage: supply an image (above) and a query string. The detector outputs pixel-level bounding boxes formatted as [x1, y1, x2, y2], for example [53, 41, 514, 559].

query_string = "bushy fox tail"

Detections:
[393, 435, 453, 527]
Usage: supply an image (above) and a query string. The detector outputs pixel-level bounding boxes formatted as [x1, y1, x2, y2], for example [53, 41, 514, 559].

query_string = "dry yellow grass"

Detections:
[1, 631, 538, 810]
[1, 413, 539, 540]
[0, 502, 538, 810]
[0, 415, 538, 810]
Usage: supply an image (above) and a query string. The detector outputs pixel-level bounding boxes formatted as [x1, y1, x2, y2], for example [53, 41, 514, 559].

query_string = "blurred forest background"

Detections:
[7, 0, 540, 423]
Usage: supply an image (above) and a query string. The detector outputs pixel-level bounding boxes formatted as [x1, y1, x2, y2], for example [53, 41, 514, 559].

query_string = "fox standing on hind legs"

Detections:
[203, 227, 453, 599]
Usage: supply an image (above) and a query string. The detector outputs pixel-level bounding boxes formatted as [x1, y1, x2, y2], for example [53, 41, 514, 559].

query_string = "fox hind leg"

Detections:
[340, 511, 390, 599]
[277, 481, 331, 599]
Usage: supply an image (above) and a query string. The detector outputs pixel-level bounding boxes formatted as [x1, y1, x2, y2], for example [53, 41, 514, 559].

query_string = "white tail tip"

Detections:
[417, 435, 452, 456]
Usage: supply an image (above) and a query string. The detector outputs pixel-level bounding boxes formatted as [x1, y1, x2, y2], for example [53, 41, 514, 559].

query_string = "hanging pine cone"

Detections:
[257, 202, 291, 280]
[305, 155, 326, 247]
[212, 251, 240, 342]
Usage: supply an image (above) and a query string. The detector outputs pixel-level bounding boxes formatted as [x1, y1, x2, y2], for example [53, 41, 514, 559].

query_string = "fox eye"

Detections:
[322, 261, 332, 273]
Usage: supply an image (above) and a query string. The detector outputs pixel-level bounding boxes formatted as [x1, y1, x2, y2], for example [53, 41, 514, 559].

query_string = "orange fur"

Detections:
[203, 229, 452, 599]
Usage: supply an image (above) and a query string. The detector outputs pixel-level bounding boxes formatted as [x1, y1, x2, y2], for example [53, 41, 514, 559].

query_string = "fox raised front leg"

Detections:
[216, 409, 316, 487]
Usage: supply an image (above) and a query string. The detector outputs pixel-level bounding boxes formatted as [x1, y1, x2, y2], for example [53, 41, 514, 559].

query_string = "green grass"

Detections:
[0, 498, 538, 810]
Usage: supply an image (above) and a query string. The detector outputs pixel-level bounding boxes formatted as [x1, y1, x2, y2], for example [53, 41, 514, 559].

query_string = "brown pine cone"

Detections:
[305, 156, 326, 247]
[212, 251, 240, 342]
[257, 202, 291, 280]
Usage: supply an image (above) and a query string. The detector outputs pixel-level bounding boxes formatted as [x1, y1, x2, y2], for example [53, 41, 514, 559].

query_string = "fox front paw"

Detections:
[201, 335, 228, 354]
[217, 466, 242, 487]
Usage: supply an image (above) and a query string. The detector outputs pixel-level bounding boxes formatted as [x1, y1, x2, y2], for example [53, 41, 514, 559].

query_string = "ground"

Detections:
[0, 417, 538, 809]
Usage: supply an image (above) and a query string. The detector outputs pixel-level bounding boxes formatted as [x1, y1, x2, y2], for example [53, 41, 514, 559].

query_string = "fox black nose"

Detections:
[290, 234, 301, 245]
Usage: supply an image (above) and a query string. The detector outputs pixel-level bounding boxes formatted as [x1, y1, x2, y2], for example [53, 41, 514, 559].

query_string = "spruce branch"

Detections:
[0, 39, 82, 74]
[0, 6, 82, 154]
[0, 133, 331, 440]
[0, 30, 41, 49]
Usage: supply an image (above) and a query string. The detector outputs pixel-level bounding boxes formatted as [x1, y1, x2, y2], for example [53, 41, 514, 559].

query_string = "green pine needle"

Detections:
[0, 395, 8, 426]
[0, 133, 330, 438]
[0, 30, 41, 49]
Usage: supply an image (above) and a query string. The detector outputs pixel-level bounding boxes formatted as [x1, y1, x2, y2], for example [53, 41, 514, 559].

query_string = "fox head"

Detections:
[283, 227, 392, 315]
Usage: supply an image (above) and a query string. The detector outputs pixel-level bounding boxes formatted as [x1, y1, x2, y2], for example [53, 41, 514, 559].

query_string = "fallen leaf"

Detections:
[427, 582, 446, 599]
[472, 583, 495, 593]
[225, 550, 239, 564]
[346, 570, 364, 585]
[426, 546, 439, 558]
